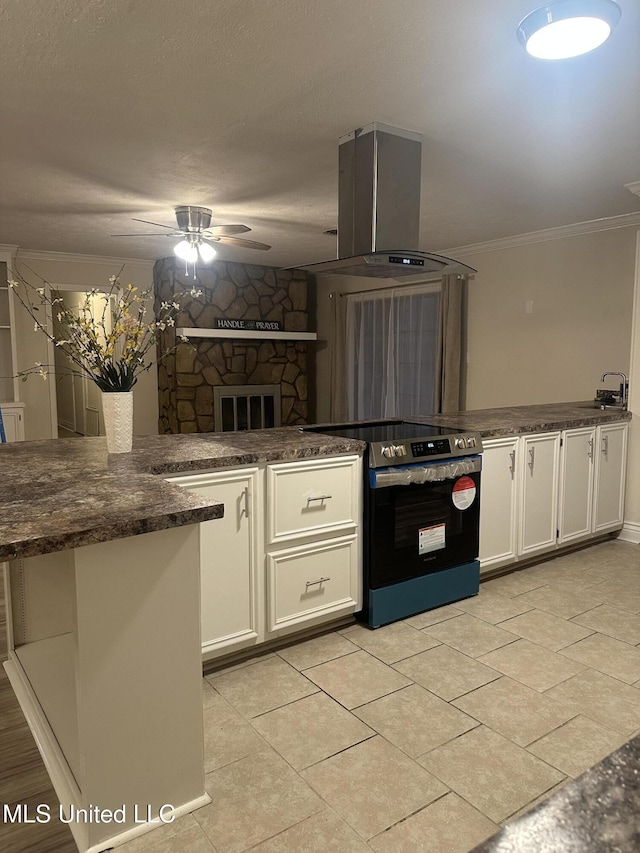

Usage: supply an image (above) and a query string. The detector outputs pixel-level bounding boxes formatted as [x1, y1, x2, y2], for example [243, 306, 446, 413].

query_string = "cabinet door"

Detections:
[168, 467, 263, 660]
[518, 433, 560, 557]
[266, 455, 360, 544]
[593, 423, 628, 533]
[478, 437, 518, 573]
[266, 534, 359, 635]
[558, 428, 595, 544]
[0, 406, 24, 442]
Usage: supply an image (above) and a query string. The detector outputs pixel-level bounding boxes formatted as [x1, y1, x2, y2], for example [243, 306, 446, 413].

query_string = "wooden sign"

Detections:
[213, 318, 283, 332]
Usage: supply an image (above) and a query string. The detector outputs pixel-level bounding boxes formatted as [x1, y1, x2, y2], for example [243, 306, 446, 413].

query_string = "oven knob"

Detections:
[395, 444, 407, 457]
[455, 437, 468, 449]
[382, 445, 394, 458]
[468, 437, 476, 448]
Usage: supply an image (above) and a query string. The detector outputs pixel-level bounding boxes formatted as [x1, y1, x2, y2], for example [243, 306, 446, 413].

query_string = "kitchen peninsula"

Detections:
[0, 429, 361, 853]
[0, 401, 631, 852]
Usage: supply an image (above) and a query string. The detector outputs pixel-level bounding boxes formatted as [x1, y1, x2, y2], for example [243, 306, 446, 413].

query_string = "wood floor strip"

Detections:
[0, 565, 75, 851]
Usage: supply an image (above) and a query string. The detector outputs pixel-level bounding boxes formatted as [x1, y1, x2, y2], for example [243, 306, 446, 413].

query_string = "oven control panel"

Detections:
[411, 438, 451, 458]
[369, 430, 483, 468]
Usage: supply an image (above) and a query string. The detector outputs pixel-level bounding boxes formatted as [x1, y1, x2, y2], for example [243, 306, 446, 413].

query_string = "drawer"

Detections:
[266, 534, 358, 633]
[266, 455, 360, 543]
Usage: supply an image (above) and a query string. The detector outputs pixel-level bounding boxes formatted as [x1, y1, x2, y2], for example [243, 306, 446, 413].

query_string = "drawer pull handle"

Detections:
[509, 450, 516, 475]
[306, 577, 331, 588]
[307, 494, 332, 503]
[602, 435, 609, 455]
[587, 437, 594, 459]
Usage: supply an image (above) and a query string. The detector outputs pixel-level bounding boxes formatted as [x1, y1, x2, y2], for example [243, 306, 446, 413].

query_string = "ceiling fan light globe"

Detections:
[197, 242, 217, 262]
[174, 239, 198, 262]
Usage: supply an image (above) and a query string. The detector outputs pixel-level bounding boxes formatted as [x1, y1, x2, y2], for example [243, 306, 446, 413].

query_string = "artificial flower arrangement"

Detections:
[8, 268, 200, 391]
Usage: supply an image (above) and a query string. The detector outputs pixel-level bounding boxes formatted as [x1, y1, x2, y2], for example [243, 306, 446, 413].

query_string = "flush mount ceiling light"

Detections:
[517, 0, 622, 59]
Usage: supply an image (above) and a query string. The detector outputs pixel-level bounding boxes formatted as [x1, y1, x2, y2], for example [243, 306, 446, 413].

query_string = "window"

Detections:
[345, 283, 440, 420]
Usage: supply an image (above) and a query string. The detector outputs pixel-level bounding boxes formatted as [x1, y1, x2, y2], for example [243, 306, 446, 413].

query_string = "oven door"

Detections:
[367, 456, 481, 588]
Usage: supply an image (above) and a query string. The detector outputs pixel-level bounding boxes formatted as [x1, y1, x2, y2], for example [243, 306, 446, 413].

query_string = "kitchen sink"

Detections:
[575, 402, 626, 410]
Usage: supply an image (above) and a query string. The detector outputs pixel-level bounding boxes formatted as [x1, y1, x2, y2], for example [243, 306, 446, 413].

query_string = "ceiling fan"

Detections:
[112, 205, 271, 266]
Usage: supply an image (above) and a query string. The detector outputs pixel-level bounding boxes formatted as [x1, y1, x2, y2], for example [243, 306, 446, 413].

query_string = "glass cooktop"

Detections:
[306, 420, 456, 443]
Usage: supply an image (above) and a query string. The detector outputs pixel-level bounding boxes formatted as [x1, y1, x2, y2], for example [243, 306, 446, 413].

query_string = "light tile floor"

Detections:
[120, 539, 640, 853]
[6, 539, 640, 852]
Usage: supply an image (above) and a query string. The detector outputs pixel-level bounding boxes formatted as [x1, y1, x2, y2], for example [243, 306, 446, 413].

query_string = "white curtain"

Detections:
[345, 283, 440, 420]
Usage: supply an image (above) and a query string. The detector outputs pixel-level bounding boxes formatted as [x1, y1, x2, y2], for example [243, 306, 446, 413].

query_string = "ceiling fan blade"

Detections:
[131, 217, 179, 230]
[210, 235, 271, 250]
[111, 232, 184, 237]
[204, 224, 251, 236]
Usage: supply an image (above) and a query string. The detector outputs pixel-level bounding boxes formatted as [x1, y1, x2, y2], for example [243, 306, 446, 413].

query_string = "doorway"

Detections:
[50, 287, 113, 438]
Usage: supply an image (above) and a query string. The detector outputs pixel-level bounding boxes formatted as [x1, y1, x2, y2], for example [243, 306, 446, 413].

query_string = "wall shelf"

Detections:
[177, 327, 318, 341]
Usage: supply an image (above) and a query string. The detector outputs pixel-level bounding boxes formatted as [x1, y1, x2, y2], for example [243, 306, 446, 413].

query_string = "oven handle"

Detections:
[370, 455, 482, 488]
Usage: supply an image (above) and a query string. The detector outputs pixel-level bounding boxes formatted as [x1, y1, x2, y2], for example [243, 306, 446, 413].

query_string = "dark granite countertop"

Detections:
[0, 429, 363, 561]
[0, 401, 629, 562]
[405, 401, 631, 438]
[470, 732, 640, 852]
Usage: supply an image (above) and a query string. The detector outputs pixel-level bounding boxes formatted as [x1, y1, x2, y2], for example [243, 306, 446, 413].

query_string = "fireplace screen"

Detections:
[213, 385, 282, 432]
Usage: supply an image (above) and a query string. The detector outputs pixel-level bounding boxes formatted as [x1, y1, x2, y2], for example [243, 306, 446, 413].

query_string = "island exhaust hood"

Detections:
[290, 122, 476, 279]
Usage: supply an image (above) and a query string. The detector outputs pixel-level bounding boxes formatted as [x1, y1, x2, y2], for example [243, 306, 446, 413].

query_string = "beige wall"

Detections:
[622, 232, 640, 530]
[462, 227, 637, 410]
[313, 226, 637, 420]
[12, 254, 157, 440]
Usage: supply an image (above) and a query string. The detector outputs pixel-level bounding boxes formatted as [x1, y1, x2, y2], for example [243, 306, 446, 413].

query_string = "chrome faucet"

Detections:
[601, 372, 628, 409]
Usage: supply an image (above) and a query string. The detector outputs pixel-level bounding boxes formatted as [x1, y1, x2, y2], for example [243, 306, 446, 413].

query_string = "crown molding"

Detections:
[440, 212, 640, 257]
[5, 247, 156, 269]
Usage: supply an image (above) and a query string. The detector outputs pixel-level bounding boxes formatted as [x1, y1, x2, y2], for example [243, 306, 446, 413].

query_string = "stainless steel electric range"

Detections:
[306, 420, 483, 627]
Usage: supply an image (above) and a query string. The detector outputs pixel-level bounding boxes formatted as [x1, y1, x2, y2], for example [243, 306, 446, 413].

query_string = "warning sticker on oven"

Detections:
[452, 476, 477, 510]
[419, 523, 446, 554]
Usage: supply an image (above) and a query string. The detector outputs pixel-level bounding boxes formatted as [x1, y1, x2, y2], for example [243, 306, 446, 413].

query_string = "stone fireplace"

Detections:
[154, 257, 313, 434]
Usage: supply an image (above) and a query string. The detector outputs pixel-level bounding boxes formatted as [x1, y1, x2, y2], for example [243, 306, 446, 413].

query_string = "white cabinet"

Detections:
[593, 422, 628, 533]
[266, 456, 360, 544]
[480, 423, 628, 573]
[518, 432, 561, 558]
[265, 454, 361, 638]
[558, 423, 628, 542]
[168, 453, 362, 660]
[479, 437, 519, 573]
[168, 467, 264, 662]
[0, 401, 25, 442]
[558, 427, 595, 544]
[266, 534, 359, 634]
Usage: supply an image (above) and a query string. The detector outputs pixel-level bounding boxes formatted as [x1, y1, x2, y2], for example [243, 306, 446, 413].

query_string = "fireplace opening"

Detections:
[213, 385, 282, 432]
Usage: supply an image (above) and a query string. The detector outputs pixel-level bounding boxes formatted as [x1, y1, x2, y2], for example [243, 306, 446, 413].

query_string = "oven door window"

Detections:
[368, 474, 480, 588]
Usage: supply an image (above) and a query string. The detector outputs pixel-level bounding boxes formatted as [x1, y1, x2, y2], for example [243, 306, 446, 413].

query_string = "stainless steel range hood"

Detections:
[290, 123, 476, 279]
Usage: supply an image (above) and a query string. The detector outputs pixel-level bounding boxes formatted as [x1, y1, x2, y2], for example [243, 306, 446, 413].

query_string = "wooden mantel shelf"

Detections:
[176, 327, 318, 341]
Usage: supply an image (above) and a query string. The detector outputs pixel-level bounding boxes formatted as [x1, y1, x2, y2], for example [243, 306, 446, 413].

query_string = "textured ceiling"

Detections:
[1, 0, 639, 268]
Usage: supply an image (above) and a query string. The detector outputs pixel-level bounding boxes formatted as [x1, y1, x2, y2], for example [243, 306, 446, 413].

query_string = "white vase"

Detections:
[101, 391, 134, 453]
